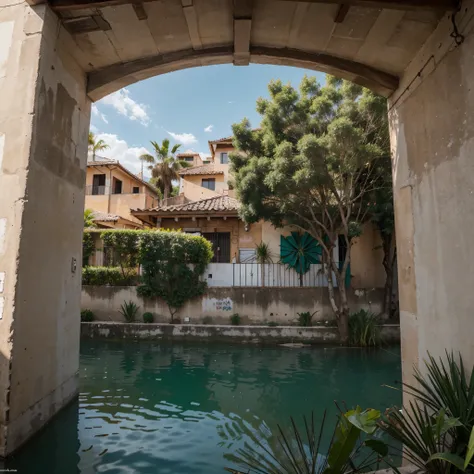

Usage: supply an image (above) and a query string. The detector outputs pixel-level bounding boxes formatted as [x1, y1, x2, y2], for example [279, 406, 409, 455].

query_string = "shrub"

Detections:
[230, 313, 241, 325]
[348, 310, 381, 347]
[137, 231, 213, 323]
[119, 300, 139, 323]
[143, 312, 154, 323]
[80, 309, 94, 322]
[297, 311, 316, 327]
[82, 266, 137, 286]
[202, 315, 213, 325]
[267, 321, 279, 327]
[101, 230, 141, 282]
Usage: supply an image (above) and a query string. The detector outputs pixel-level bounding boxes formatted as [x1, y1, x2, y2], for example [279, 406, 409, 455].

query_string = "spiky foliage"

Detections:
[88, 131, 109, 159]
[140, 139, 190, 200]
[225, 407, 387, 474]
[230, 76, 390, 343]
[381, 352, 474, 473]
[348, 310, 381, 347]
[119, 300, 140, 323]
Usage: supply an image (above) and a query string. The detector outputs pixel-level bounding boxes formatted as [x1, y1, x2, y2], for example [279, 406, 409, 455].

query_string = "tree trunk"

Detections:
[337, 279, 350, 344]
[163, 184, 170, 201]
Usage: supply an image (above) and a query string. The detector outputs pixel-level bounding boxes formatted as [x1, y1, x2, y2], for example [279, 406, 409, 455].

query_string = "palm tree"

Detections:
[84, 208, 95, 228]
[88, 131, 109, 161]
[139, 139, 190, 200]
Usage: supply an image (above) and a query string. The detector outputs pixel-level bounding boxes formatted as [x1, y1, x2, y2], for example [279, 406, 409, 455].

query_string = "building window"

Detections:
[220, 152, 228, 164]
[202, 178, 216, 190]
[239, 248, 256, 263]
[113, 178, 123, 194]
[92, 174, 106, 195]
[202, 232, 231, 263]
[133, 186, 140, 194]
[184, 157, 194, 162]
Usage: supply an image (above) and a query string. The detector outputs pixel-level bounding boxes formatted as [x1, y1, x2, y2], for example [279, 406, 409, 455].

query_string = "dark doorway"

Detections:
[92, 174, 106, 195]
[113, 178, 123, 194]
[202, 232, 231, 263]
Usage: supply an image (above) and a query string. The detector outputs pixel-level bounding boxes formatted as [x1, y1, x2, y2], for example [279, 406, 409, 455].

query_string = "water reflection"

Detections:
[4, 341, 401, 474]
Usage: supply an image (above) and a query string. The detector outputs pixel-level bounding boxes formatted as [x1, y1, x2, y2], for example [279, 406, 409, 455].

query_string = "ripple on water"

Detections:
[4, 342, 401, 474]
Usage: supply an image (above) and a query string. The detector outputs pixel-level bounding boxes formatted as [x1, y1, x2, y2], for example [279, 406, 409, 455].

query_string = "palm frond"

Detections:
[171, 143, 181, 154]
[140, 153, 155, 164]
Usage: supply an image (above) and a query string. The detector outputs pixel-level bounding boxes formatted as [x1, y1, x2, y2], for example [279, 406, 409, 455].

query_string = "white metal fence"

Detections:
[206, 263, 331, 288]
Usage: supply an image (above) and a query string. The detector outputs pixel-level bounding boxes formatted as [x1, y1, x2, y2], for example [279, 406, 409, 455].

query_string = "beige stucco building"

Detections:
[132, 135, 387, 289]
[85, 156, 159, 228]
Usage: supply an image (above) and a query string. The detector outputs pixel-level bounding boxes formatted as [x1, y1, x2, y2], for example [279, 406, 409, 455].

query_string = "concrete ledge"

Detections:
[81, 322, 400, 345]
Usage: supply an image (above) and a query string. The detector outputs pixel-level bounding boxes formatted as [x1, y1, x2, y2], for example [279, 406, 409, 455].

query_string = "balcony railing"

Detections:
[85, 185, 152, 196]
[86, 185, 109, 196]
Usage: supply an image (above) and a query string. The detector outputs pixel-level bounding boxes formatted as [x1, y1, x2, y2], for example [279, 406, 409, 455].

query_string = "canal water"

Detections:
[3, 341, 401, 473]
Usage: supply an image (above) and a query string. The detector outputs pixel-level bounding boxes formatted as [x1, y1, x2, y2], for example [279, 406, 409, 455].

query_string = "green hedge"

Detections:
[82, 266, 137, 286]
[137, 231, 213, 322]
[82, 230, 214, 320]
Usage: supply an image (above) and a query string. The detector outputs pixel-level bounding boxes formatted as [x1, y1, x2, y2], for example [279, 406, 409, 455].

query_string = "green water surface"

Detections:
[3, 341, 401, 474]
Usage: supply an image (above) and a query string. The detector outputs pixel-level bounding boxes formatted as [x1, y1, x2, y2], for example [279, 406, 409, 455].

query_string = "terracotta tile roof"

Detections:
[134, 195, 240, 215]
[208, 135, 233, 144]
[177, 152, 199, 157]
[92, 211, 120, 222]
[178, 164, 224, 176]
[87, 156, 117, 165]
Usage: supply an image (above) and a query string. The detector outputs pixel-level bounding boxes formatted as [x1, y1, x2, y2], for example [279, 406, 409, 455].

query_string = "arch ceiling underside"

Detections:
[37, 0, 455, 99]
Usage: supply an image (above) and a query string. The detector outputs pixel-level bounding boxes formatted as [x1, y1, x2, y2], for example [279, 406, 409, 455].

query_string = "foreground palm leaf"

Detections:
[380, 352, 474, 474]
[226, 407, 384, 474]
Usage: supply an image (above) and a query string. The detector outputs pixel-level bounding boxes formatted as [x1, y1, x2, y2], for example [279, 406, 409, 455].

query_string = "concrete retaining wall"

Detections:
[82, 285, 385, 325]
[81, 322, 400, 345]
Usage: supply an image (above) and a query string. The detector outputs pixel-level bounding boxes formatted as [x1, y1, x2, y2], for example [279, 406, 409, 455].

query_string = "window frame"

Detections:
[201, 178, 216, 191]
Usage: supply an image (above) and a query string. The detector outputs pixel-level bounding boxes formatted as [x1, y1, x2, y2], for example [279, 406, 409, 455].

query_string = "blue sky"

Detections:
[91, 64, 325, 177]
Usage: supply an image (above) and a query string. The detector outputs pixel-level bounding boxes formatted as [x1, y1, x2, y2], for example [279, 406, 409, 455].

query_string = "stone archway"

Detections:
[0, 0, 473, 457]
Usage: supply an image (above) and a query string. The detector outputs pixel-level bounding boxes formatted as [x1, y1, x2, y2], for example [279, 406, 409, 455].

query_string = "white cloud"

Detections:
[89, 124, 99, 133]
[91, 104, 108, 124]
[99, 88, 150, 126]
[167, 131, 198, 146]
[204, 124, 213, 133]
[93, 133, 151, 178]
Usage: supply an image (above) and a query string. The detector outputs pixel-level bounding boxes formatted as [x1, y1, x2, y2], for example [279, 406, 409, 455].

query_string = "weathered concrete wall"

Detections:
[81, 286, 384, 324]
[351, 222, 386, 289]
[389, 0, 474, 385]
[80, 321, 400, 345]
[0, 2, 89, 456]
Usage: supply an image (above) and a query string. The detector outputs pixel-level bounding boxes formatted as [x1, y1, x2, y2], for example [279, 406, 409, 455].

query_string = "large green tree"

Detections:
[230, 76, 390, 342]
[139, 139, 189, 200]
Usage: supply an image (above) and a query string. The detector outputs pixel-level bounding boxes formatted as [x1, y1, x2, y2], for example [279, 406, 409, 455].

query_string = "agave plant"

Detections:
[119, 300, 140, 323]
[255, 242, 273, 286]
[380, 352, 474, 474]
[225, 406, 389, 474]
